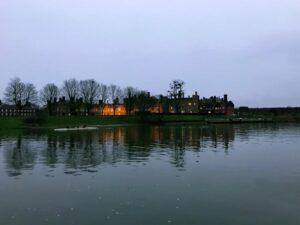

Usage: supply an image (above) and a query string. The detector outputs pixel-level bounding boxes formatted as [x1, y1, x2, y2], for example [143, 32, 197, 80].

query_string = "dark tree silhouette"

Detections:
[134, 92, 157, 113]
[62, 79, 79, 101]
[168, 79, 185, 99]
[40, 83, 59, 115]
[62, 79, 80, 115]
[4, 77, 25, 107]
[99, 83, 109, 103]
[168, 80, 185, 113]
[23, 83, 38, 105]
[40, 83, 59, 105]
[4, 77, 37, 107]
[79, 79, 100, 113]
[108, 84, 118, 103]
[124, 86, 139, 115]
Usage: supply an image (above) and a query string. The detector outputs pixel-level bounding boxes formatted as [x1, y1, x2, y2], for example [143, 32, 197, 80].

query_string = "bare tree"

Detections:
[108, 84, 118, 103]
[168, 79, 185, 99]
[40, 83, 59, 115]
[62, 79, 79, 101]
[40, 83, 59, 104]
[23, 83, 38, 105]
[124, 86, 139, 98]
[99, 83, 108, 103]
[4, 77, 25, 106]
[168, 80, 185, 113]
[79, 79, 100, 104]
[115, 87, 124, 103]
[123, 86, 139, 115]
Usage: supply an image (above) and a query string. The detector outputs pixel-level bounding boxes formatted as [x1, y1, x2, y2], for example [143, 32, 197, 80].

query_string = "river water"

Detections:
[0, 123, 300, 225]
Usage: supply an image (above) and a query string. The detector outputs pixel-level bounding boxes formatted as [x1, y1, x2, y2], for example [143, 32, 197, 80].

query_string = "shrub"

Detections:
[23, 110, 48, 125]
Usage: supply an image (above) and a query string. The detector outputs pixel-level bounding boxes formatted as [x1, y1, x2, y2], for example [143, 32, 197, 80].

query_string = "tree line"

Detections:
[1, 77, 186, 115]
[2, 77, 141, 106]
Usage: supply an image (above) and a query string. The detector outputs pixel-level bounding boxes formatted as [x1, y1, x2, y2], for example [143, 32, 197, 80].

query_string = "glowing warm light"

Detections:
[101, 104, 126, 116]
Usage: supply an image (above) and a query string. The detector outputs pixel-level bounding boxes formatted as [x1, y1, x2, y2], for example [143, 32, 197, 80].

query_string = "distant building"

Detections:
[161, 91, 201, 114]
[91, 103, 127, 116]
[51, 97, 88, 116]
[45, 92, 235, 116]
[160, 92, 234, 115]
[0, 104, 37, 117]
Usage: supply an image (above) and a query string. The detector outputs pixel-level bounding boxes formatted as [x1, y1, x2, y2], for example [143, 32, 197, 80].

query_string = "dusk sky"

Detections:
[1, 0, 300, 107]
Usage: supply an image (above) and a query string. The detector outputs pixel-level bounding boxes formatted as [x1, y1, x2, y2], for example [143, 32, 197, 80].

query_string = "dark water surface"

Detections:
[1, 124, 300, 225]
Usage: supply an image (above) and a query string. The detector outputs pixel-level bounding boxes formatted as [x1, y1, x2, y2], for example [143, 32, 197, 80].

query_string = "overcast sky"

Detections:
[1, 0, 300, 107]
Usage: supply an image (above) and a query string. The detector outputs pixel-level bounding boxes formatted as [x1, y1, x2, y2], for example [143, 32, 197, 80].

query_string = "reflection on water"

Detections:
[0, 123, 297, 177]
[0, 124, 237, 176]
[1, 124, 300, 225]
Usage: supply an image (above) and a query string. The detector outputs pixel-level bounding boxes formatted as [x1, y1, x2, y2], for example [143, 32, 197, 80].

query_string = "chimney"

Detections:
[224, 94, 228, 103]
[193, 91, 200, 100]
[178, 91, 182, 99]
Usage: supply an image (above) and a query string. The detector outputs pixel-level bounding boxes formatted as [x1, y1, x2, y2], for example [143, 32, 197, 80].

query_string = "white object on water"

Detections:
[54, 127, 98, 132]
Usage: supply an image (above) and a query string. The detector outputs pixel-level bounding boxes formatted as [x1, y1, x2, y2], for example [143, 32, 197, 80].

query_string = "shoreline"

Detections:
[1, 114, 300, 130]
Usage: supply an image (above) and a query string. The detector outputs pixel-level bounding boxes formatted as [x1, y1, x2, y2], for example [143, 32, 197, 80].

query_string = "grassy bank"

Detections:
[0, 117, 24, 129]
[0, 115, 150, 130]
[237, 108, 300, 122]
[1, 113, 300, 130]
[0, 115, 218, 130]
[141, 114, 224, 123]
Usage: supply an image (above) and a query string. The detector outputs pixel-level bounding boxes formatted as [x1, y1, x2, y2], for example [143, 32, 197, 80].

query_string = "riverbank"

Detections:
[0, 115, 219, 129]
[0, 114, 300, 130]
[0, 116, 140, 130]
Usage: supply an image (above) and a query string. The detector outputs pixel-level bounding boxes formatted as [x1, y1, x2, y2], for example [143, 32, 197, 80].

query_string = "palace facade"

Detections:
[0, 104, 36, 117]
[89, 92, 234, 116]
[0, 92, 234, 117]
